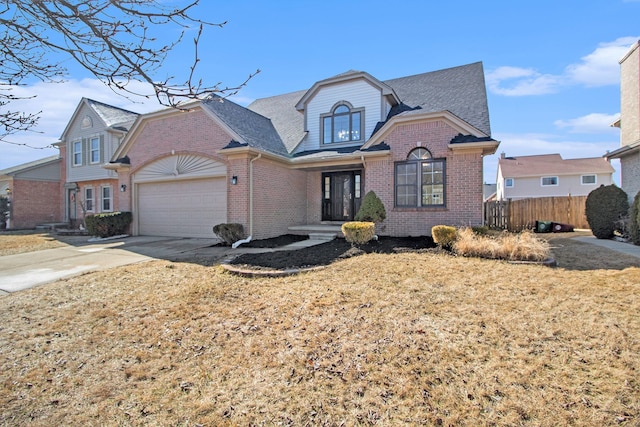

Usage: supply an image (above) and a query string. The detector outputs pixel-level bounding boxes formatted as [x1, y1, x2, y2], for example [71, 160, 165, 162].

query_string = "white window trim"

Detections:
[101, 186, 113, 212]
[84, 187, 95, 212]
[89, 136, 101, 164]
[505, 178, 514, 188]
[581, 174, 597, 185]
[72, 140, 83, 166]
[541, 176, 559, 187]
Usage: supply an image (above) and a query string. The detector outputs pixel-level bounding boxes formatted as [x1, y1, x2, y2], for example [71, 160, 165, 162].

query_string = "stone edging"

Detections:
[220, 262, 326, 277]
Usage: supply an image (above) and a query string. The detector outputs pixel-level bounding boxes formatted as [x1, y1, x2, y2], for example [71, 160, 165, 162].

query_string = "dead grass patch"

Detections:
[0, 231, 66, 256]
[454, 228, 550, 261]
[0, 244, 639, 425]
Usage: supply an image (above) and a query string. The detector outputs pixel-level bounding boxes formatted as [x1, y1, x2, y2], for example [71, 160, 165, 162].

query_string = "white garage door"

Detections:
[137, 178, 227, 238]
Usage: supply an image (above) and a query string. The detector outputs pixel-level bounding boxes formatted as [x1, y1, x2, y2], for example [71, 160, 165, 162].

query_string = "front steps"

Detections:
[288, 224, 343, 238]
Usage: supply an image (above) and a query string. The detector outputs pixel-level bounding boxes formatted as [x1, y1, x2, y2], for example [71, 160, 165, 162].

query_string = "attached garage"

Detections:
[133, 154, 227, 238]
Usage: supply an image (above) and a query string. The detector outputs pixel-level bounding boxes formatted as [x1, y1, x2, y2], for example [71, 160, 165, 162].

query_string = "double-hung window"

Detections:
[581, 175, 596, 185]
[84, 187, 94, 212]
[102, 186, 112, 212]
[90, 137, 101, 164]
[395, 148, 445, 207]
[321, 102, 363, 144]
[541, 176, 558, 186]
[73, 141, 83, 166]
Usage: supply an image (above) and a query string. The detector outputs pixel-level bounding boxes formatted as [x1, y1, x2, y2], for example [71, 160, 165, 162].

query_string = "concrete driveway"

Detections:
[0, 236, 225, 295]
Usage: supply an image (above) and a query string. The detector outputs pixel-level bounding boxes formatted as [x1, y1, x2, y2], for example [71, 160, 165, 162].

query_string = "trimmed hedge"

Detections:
[432, 225, 457, 249]
[85, 212, 132, 238]
[341, 221, 375, 245]
[213, 223, 245, 246]
[585, 185, 629, 239]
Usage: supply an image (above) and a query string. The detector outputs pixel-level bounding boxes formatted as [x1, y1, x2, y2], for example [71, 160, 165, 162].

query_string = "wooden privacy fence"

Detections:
[485, 195, 589, 231]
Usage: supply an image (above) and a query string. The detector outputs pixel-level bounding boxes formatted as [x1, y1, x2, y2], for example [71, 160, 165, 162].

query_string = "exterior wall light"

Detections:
[231, 176, 238, 185]
[120, 184, 127, 192]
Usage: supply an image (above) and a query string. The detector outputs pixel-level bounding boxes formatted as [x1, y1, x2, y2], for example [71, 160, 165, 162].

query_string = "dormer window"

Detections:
[321, 102, 364, 144]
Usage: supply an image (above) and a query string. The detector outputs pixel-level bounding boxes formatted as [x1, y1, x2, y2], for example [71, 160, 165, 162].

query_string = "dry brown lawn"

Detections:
[0, 232, 639, 426]
[0, 231, 66, 256]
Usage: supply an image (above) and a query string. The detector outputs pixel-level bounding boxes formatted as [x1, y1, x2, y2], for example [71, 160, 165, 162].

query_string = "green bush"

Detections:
[0, 196, 9, 226]
[431, 225, 457, 249]
[355, 191, 386, 223]
[585, 185, 629, 239]
[629, 191, 640, 245]
[85, 212, 132, 238]
[213, 223, 245, 246]
[341, 221, 375, 245]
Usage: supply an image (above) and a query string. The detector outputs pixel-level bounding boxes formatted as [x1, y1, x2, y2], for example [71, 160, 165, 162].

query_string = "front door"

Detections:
[322, 171, 362, 221]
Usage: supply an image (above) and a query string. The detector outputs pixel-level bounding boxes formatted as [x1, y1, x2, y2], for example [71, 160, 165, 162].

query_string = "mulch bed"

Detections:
[229, 235, 438, 270]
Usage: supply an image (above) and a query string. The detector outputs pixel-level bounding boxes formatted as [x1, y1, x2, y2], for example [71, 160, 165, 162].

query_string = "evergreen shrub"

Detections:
[585, 185, 629, 239]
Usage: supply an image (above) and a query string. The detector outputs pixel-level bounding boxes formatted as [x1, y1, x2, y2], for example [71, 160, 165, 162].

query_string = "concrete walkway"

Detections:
[0, 235, 332, 296]
[0, 236, 222, 295]
[573, 235, 640, 258]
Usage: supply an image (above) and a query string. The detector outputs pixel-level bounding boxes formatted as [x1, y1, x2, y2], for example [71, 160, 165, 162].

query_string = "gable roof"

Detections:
[60, 98, 139, 140]
[498, 154, 615, 178]
[383, 62, 491, 136]
[0, 155, 60, 177]
[248, 62, 492, 156]
[203, 96, 289, 156]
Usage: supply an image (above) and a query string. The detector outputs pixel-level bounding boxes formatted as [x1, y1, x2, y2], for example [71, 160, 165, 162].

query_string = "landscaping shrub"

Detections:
[431, 225, 457, 249]
[629, 191, 640, 245]
[85, 212, 132, 238]
[585, 185, 629, 239]
[341, 221, 375, 245]
[355, 191, 386, 223]
[471, 225, 489, 235]
[453, 228, 550, 262]
[213, 223, 245, 246]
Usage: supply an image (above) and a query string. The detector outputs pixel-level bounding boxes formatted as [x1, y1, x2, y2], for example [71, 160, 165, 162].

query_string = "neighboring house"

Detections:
[55, 98, 139, 226]
[496, 153, 614, 201]
[0, 156, 61, 229]
[606, 40, 640, 201]
[483, 183, 497, 202]
[105, 62, 499, 239]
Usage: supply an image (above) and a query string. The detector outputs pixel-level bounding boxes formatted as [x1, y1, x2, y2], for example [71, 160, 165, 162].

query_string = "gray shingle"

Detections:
[247, 62, 491, 156]
[203, 96, 289, 156]
[383, 62, 491, 135]
[85, 99, 139, 130]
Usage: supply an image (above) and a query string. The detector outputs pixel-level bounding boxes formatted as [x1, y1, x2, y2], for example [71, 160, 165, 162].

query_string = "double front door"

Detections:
[322, 171, 362, 221]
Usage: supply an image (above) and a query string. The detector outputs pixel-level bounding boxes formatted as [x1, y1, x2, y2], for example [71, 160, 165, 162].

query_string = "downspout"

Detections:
[231, 153, 262, 249]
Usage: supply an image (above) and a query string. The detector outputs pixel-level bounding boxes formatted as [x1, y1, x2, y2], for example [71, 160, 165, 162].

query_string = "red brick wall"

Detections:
[12, 179, 62, 228]
[252, 158, 308, 239]
[71, 179, 120, 221]
[365, 120, 485, 236]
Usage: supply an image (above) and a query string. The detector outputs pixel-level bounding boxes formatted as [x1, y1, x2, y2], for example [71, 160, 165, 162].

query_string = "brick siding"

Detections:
[11, 179, 62, 228]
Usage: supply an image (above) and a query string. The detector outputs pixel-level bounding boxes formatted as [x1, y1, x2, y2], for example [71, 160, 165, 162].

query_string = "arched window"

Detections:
[321, 102, 364, 144]
[395, 147, 446, 207]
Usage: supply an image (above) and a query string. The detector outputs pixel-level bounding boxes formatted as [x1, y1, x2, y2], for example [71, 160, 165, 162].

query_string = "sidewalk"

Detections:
[573, 235, 640, 258]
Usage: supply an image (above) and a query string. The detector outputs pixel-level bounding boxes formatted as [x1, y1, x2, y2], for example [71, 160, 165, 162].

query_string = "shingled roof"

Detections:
[383, 62, 491, 136]
[499, 154, 615, 177]
[85, 98, 139, 130]
[203, 96, 289, 156]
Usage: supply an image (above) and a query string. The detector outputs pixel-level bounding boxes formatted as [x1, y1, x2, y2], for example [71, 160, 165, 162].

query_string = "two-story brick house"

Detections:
[105, 62, 499, 239]
[56, 98, 139, 226]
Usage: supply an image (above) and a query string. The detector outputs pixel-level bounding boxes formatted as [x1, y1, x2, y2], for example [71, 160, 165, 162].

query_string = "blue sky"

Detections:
[2, 0, 639, 184]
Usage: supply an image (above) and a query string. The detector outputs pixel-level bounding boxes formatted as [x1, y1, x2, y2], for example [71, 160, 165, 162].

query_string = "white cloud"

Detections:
[554, 113, 621, 134]
[565, 37, 640, 86]
[487, 37, 639, 96]
[485, 67, 562, 96]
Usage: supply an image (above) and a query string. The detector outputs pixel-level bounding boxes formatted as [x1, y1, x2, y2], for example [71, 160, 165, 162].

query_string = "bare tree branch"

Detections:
[0, 0, 259, 143]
